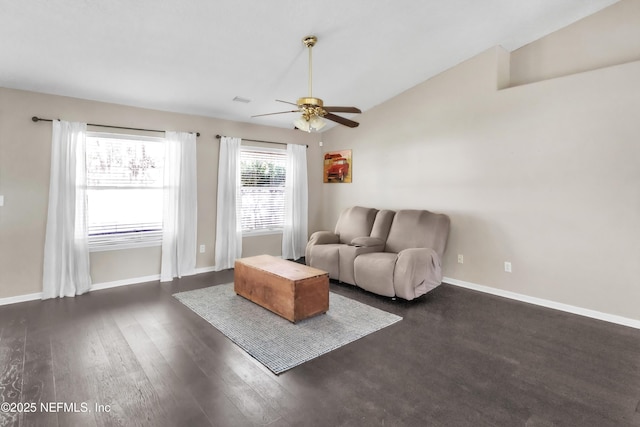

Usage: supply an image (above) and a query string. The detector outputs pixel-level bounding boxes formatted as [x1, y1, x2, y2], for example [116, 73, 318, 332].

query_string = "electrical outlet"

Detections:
[457, 254, 464, 264]
[504, 262, 512, 273]
[199, 244, 205, 253]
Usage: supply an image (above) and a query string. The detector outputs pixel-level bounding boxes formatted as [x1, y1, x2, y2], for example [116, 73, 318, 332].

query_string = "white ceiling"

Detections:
[0, 0, 619, 130]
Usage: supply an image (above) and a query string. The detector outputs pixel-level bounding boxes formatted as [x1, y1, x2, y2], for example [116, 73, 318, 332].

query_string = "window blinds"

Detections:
[85, 133, 165, 249]
[240, 148, 287, 233]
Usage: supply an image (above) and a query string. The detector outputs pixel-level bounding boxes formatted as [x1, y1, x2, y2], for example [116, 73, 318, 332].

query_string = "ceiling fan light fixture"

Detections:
[294, 114, 326, 133]
[294, 116, 310, 132]
[309, 115, 326, 131]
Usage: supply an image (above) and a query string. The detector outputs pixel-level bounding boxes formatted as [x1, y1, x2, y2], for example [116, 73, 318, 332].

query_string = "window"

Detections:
[240, 147, 286, 234]
[85, 132, 165, 250]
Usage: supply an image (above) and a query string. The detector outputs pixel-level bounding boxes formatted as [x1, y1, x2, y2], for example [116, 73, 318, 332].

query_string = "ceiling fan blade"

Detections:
[276, 99, 299, 106]
[251, 110, 299, 118]
[324, 113, 359, 128]
[324, 106, 362, 114]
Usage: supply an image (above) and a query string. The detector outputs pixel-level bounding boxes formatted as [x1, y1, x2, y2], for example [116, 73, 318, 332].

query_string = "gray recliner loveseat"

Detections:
[306, 206, 450, 300]
[305, 206, 395, 285]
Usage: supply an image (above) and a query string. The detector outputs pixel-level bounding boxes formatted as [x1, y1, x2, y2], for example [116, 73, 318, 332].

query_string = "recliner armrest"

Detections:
[350, 236, 385, 248]
[394, 247, 442, 300]
[305, 231, 341, 266]
[308, 231, 340, 246]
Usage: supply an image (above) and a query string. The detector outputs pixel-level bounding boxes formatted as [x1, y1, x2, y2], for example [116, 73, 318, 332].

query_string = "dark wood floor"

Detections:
[1, 270, 639, 427]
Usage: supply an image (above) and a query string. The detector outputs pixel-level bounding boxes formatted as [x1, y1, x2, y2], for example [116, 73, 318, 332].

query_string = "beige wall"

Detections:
[510, 0, 640, 86]
[0, 88, 321, 298]
[319, 3, 640, 320]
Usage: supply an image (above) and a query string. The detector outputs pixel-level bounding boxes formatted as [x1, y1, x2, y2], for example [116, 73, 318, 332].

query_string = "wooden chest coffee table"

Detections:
[234, 255, 329, 323]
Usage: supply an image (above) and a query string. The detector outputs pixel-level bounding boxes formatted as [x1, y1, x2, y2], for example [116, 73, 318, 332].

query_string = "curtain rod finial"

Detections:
[32, 116, 39, 122]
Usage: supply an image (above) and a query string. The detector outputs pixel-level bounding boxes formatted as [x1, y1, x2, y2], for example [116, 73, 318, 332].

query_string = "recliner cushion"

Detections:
[353, 252, 398, 297]
[385, 210, 450, 257]
[334, 206, 378, 244]
[337, 242, 385, 285]
[369, 209, 395, 243]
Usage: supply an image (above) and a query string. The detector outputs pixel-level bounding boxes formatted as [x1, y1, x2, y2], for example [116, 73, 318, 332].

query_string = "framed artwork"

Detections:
[323, 149, 352, 183]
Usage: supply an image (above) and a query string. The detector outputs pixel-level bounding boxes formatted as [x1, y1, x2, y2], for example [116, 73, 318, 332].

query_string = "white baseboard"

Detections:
[0, 292, 43, 306]
[90, 274, 161, 292]
[0, 266, 221, 307]
[91, 266, 220, 290]
[444, 277, 640, 330]
[194, 266, 218, 274]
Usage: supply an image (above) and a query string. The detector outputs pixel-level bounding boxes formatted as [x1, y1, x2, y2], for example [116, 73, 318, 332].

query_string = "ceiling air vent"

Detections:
[233, 96, 251, 103]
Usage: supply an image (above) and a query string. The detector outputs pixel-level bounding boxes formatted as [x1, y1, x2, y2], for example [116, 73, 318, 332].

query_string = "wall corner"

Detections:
[496, 45, 511, 90]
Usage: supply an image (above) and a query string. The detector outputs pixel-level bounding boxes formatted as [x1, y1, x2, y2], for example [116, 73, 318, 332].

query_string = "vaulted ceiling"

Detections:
[0, 0, 620, 129]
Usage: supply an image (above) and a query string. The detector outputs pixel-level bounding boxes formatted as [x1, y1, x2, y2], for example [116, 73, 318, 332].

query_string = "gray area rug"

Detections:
[173, 283, 402, 374]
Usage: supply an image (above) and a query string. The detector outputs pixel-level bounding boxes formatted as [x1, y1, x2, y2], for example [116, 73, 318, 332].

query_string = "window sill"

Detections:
[88, 232, 163, 252]
[89, 240, 162, 252]
[242, 229, 283, 237]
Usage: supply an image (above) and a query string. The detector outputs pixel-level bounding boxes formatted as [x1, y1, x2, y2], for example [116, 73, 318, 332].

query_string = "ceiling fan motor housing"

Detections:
[297, 97, 323, 107]
[297, 97, 326, 120]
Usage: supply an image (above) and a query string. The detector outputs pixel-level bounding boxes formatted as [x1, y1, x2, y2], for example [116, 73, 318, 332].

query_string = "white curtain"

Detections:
[282, 143, 308, 260]
[42, 120, 91, 299]
[161, 131, 198, 282]
[214, 136, 242, 270]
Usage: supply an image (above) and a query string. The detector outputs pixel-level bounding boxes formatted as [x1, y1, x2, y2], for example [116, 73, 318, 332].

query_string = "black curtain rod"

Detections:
[32, 116, 200, 137]
[215, 134, 307, 148]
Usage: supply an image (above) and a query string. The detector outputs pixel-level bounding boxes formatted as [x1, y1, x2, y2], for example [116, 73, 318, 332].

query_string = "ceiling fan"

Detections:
[252, 35, 361, 132]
